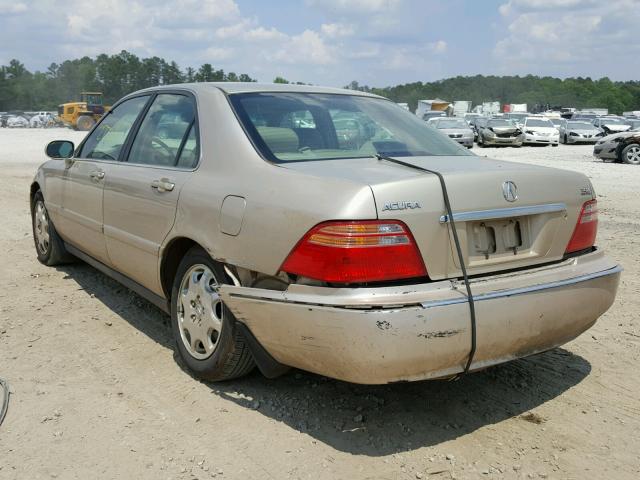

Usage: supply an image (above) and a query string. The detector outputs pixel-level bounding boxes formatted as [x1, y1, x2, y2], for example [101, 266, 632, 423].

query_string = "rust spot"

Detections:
[417, 329, 462, 339]
[376, 320, 392, 330]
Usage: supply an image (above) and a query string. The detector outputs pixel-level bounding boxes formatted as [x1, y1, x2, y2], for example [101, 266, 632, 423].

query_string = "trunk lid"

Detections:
[283, 155, 595, 280]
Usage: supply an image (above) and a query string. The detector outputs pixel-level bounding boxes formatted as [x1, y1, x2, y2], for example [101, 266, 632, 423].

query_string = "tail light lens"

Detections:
[565, 199, 598, 253]
[280, 220, 427, 283]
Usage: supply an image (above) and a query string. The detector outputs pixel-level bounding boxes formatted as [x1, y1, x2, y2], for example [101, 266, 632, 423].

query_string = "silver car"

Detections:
[31, 83, 621, 384]
[559, 121, 604, 144]
[477, 118, 525, 147]
[427, 117, 474, 147]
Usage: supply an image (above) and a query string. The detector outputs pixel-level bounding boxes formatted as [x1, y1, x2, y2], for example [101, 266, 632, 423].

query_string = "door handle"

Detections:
[151, 178, 175, 192]
[89, 170, 105, 181]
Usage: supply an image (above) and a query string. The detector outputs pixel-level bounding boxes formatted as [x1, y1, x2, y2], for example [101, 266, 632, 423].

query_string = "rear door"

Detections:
[102, 92, 199, 295]
[58, 95, 151, 264]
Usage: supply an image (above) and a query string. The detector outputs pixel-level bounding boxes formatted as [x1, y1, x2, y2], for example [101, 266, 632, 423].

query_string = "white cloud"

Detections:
[307, 0, 401, 14]
[0, 1, 27, 14]
[320, 22, 355, 38]
[273, 30, 335, 65]
[244, 27, 288, 42]
[203, 46, 234, 61]
[428, 40, 447, 54]
[494, 0, 640, 75]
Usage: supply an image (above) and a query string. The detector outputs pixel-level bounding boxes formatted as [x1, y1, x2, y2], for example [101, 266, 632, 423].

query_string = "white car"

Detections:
[592, 117, 632, 135]
[6, 115, 29, 128]
[523, 117, 559, 146]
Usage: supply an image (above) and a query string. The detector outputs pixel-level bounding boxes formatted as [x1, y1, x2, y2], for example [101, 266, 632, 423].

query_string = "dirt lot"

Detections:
[1, 128, 639, 480]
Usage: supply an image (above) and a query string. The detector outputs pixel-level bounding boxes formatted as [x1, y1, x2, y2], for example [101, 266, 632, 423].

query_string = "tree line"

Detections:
[2, 50, 639, 114]
[0, 50, 256, 111]
[346, 75, 640, 114]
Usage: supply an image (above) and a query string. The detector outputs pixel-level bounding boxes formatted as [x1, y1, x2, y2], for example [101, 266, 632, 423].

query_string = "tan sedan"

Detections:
[31, 83, 621, 384]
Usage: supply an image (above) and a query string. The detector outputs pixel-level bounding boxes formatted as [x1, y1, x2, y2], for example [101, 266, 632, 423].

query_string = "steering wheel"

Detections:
[151, 136, 174, 156]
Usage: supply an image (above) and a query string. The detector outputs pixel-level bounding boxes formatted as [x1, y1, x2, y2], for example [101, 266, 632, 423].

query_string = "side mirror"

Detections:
[45, 140, 75, 159]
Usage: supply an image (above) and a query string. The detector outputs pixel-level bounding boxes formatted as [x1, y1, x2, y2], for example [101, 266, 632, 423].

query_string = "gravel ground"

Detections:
[0, 128, 639, 479]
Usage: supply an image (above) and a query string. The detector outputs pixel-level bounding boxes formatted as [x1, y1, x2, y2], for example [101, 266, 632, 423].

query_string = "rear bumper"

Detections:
[219, 250, 620, 384]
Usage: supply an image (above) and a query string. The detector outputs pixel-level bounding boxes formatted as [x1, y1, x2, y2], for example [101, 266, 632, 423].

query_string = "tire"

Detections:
[31, 191, 74, 266]
[170, 246, 255, 381]
[552, 143, 558, 147]
[76, 115, 95, 131]
[621, 143, 640, 165]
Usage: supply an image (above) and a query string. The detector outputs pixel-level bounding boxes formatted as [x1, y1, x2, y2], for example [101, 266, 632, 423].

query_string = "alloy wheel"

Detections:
[625, 145, 640, 164]
[176, 264, 224, 360]
[34, 201, 50, 255]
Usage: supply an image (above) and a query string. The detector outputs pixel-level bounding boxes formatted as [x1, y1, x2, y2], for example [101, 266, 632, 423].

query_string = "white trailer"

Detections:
[510, 103, 528, 113]
[415, 99, 450, 119]
[452, 101, 471, 117]
[482, 101, 501, 115]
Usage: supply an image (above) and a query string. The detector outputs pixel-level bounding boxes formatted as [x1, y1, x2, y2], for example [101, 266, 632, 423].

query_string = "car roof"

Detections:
[136, 82, 385, 99]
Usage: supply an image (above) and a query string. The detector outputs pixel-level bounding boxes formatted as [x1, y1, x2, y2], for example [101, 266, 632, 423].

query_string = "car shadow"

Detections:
[59, 261, 592, 457]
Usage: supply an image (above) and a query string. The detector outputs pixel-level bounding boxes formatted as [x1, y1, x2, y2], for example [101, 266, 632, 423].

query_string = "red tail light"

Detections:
[566, 199, 598, 253]
[280, 220, 428, 283]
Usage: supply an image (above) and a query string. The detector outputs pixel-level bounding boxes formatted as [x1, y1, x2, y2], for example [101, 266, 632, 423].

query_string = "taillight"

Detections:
[280, 220, 427, 283]
[565, 199, 598, 253]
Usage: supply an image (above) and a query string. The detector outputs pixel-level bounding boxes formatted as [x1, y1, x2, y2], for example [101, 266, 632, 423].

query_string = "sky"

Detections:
[1, 0, 639, 87]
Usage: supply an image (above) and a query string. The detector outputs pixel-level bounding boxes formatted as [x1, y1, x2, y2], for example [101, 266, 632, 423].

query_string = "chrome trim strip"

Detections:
[439, 203, 567, 223]
[421, 265, 622, 308]
[223, 264, 622, 311]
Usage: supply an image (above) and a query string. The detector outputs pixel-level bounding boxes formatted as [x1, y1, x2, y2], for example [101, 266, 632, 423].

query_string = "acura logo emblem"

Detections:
[502, 181, 518, 202]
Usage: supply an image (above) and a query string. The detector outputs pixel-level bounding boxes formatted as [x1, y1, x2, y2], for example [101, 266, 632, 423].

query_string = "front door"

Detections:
[60, 95, 151, 263]
[102, 93, 199, 296]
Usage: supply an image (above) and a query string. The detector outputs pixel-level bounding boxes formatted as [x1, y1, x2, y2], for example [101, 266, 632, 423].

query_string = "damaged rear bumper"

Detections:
[219, 250, 621, 384]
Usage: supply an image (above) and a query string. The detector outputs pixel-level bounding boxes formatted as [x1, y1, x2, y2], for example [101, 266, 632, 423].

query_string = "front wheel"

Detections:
[170, 247, 255, 381]
[31, 191, 74, 266]
[621, 143, 640, 165]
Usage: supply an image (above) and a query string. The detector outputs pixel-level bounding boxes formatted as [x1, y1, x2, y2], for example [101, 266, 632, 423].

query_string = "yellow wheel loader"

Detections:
[57, 92, 110, 131]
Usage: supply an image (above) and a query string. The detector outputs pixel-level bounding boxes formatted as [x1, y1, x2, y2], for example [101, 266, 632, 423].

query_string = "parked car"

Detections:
[559, 121, 603, 144]
[421, 110, 446, 121]
[6, 115, 29, 128]
[623, 118, 640, 130]
[469, 116, 488, 140]
[504, 112, 529, 128]
[476, 118, 524, 147]
[427, 117, 474, 147]
[31, 83, 620, 384]
[522, 117, 559, 146]
[593, 128, 640, 164]
[592, 116, 631, 135]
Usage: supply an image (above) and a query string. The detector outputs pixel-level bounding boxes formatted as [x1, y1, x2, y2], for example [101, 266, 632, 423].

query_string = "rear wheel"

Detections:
[76, 115, 95, 131]
[621, 143, 640, 165]
[31, 191, 73, 266]
[170, 247, 255, 381]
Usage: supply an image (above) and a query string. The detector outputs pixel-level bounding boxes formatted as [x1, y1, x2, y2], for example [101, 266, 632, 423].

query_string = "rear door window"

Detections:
[126, 94, 197, 168]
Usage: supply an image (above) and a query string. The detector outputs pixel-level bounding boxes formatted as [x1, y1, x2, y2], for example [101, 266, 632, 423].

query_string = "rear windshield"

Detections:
[229, 92, 471, 162]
